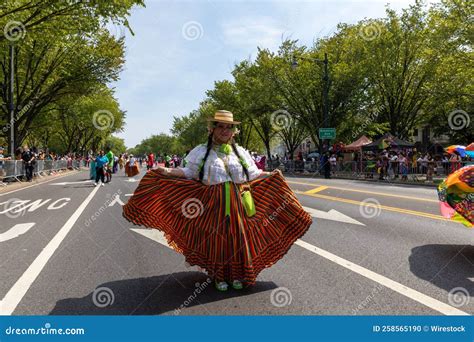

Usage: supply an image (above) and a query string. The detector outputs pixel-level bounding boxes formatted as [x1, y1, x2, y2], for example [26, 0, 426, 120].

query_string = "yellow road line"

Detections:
[287, 180, 438, 203]
[299, 192, 449, 222]
[304, 186, 329, 194]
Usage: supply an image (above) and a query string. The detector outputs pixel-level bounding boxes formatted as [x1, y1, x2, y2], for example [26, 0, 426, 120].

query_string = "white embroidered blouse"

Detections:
[181, 144, 262, 185]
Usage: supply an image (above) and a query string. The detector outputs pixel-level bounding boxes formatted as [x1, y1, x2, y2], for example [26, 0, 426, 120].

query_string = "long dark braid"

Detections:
[231, 142, 250, 182]
[198, 134, 214, 182]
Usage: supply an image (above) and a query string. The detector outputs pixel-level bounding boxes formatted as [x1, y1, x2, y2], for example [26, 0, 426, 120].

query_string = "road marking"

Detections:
[304, 186, 328, 194]
[50, 180, 93, 186]
[108, 195, 124, 207]
[0, 198, 71, 215]
[288, 180, 438, 203]
[0, 185, 100, 315]
[295, 239, 468, 316]
[0, 223, 35, 242]
[302, 206, 365, 226]
[131, 228, 170, 247]
[131, 227, 467, 315]
[0, 171, 82, 197]
[0, 199, 28, 215]
[300, 192, 449, 221]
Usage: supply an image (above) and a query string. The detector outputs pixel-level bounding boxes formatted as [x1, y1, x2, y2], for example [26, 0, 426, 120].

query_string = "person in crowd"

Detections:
[105, 148, 114, 183]
[21, 145, 36, 182]
[94, 150, 108, 186]
[119, 154, 125, 171]
[147, 152, 155, 171]
[399, 152, 408, 181]
[89, 152, 97, 180]
[449, 152, 462, 174]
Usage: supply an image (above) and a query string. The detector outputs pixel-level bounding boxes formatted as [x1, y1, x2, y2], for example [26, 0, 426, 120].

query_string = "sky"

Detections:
[112, 0, 438, 149]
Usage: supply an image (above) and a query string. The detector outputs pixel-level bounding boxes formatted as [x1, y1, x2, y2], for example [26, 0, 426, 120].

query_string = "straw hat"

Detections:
[207, 110, 240, 125]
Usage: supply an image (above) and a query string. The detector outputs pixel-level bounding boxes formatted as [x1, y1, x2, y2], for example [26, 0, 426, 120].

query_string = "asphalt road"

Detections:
[1, 168, 473, 316]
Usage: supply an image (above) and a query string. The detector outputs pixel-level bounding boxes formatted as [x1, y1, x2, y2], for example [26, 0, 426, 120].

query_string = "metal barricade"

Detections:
[0, 158, 86, 184]
[0, 160, 23, 182]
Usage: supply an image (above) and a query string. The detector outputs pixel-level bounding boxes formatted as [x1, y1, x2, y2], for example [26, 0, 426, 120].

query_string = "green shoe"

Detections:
[215, 281, 228, 292]
[232, 280, 243, 290]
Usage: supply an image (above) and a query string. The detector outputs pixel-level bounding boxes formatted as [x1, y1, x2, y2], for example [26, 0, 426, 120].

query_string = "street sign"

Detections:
[319, 128, 336, 139]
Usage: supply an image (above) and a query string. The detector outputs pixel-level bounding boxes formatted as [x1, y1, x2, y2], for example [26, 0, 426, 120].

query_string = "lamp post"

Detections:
[4, 22, 27, 157]
[8, 43, 15, 157]
[292, 53, 330, 154]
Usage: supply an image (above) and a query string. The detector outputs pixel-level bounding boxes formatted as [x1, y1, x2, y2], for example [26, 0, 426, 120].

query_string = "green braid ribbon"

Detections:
[225, 181, 231, 217]
[198, 159, 204, 172]
[219, 143, 232, 155]
[239, 158, 249, 169]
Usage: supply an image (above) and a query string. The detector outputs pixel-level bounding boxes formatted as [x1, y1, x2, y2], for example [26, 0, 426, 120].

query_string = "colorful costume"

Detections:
[89, 159, 96, 180]
[438, 165, 473, 227]
[125, 157, 140, 177]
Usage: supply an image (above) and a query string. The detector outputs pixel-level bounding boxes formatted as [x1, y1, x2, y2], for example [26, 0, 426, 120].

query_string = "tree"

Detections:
[171, 107, 208, 150]
[276, 113, 308, 159]
[359, 3, 441, 139]
[104, 136, 127, 155]
[0, 0, 145, 43]
[233, 51, 283, 160]
[0, 0, 143, 155]
[132, 134, 179, 157]
[423, 0, 473, 143]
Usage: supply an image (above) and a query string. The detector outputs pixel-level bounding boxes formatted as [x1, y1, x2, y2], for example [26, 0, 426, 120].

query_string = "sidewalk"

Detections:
[0, 169, 83, 194]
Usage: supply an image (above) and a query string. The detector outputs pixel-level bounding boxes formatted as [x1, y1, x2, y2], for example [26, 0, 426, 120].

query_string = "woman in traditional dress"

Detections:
[125, 154, 140, 177]
[123, 110, 312, 291]
[89, 153, 96, 180]
[118, 154, 125, 171]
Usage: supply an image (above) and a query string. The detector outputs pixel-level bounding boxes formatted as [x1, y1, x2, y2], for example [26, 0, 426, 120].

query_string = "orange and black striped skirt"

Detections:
[125, 162, 140, 177]
[122, 171, 312, 284]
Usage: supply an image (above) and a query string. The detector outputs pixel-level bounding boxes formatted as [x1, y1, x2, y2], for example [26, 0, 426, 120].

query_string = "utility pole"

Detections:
[9, 43, 15, 157]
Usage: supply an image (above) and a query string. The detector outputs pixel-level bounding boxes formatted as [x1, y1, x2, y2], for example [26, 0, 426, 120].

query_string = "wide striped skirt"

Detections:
[122, 171, 313, 284]
[125, 163, 140, 177]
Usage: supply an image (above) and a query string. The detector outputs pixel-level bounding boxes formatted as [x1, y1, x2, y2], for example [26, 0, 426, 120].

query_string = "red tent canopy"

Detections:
[344, 135, 372, 151]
